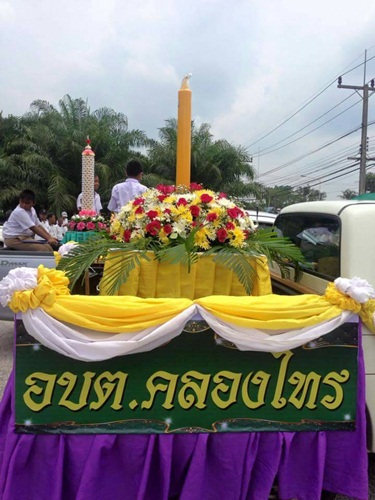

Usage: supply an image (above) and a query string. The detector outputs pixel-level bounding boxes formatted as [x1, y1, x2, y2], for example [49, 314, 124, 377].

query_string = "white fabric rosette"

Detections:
[334, 277, 375, 304]
[0, 267, 38, 307]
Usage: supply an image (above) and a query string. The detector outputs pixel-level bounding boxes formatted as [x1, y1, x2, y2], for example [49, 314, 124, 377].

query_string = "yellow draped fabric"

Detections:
[99, 252, 272, 299]
[195, 294, 345, 330]
[7, 266, 375, 334]
[41, 295, 193, 332]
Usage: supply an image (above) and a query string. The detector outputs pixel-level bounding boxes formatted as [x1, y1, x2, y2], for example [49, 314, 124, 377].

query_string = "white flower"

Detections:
[0, 267, 38, 307]
[172, 220, 188, 237]
[58, 241, 79, 257]
[334, 276, 375, 304]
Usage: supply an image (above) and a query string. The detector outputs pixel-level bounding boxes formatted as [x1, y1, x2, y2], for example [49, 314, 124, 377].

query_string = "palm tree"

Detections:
[0, 95, 149, 214]
[339, 189, 357, 200]
[148, 119, 254, 195]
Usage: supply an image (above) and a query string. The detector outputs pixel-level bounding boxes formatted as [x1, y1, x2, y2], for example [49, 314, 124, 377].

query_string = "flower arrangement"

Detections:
[57, 184, 304, 296]
[68, 210, 108, 232]
[111, 183, 255, 250]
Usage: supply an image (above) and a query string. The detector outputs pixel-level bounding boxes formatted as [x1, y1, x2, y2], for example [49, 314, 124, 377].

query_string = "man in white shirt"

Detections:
[77, 175, 103, 214]
[35, 209, 50, 241]
[108, 160, 148, 214]
[3, 190, 58, 251]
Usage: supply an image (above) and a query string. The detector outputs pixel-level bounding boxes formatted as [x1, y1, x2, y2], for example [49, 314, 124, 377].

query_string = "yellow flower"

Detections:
[194, 228, 211, 249]
[229, 227, 246, 248]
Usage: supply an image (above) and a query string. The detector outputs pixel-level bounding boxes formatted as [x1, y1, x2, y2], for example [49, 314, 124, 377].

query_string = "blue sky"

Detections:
[1, 0, 375, 198]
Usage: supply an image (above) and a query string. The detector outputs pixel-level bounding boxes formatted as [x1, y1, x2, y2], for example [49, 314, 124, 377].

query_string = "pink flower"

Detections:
[68, 221, 76, 230]
[98, 222, 104, 229]
[218, 192, 227, 199]
[79, 209, 96, 217]
[76, 222, 86, 231]
[86, 221, 96, 230]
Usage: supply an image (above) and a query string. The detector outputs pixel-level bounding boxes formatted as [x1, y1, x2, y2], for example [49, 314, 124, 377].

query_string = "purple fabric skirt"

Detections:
[0, 347, 369, 500]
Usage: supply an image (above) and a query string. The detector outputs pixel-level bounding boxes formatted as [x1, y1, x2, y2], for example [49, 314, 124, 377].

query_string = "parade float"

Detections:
[0, 76, 372, 500]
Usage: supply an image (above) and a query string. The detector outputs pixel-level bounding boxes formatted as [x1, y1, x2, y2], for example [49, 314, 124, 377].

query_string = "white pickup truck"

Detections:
[271, 200, 375, 452]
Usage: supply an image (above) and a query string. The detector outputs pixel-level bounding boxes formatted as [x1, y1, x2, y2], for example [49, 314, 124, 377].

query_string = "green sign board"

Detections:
[15, 319, 358, 434]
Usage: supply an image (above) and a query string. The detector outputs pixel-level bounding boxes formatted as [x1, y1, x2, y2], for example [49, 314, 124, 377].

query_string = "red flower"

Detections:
[218, 192, 227, 199]
[157, 194, 167, 202]
[201, 194, 213, 204]
[226, 222, 235, 230]
[163, 224, 172, 235]
[190, 205, 200, 217]
[206, 212, 217, 222]
[156, 184, 175, 194]
[135, 206, 144, 215]
[217, 228, 228, 243]
[124, 229, 132, 242]
[164, 208, 171, 215]
[190, 182, 203, 191]
[227, 207, 243, 219]
[145, 220, 161, 236]
[133, 197, 145, 206]
[176, 197, 187, 206]
[146, 210, 158, 219]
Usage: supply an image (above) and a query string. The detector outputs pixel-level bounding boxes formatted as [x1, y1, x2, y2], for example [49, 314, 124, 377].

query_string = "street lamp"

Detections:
[301, 174, 321, 200]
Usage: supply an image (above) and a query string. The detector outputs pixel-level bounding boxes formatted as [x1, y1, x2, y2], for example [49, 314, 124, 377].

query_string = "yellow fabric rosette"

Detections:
[324, 281, 375, 332]
[9, 266, 70, 313]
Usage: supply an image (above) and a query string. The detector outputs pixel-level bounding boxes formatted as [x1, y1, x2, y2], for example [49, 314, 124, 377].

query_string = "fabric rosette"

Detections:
[0, 265, 70, 313]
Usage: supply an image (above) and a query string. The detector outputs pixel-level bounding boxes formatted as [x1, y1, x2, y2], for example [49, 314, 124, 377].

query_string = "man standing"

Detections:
[3, 189, 58, 252]
[77, 175, 102, 214]
[108, 160, 148, 214]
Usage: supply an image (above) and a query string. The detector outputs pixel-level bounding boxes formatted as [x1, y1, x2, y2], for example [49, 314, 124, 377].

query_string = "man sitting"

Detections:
[3, 189, 58, 252]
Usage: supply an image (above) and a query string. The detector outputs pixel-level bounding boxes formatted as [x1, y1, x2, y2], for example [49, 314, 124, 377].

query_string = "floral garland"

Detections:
[111, 184, 254, 250]
[68, 210, 108, 232]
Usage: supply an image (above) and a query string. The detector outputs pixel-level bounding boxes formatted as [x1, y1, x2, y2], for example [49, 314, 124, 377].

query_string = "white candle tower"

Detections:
[81, 137, 95, 211]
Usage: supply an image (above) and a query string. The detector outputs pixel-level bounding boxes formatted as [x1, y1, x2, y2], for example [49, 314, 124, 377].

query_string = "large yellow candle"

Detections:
[176, 74, 192, 187]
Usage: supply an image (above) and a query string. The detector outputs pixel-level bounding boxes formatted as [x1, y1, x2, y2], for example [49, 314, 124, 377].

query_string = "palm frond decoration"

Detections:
[57, 186, 306, 296]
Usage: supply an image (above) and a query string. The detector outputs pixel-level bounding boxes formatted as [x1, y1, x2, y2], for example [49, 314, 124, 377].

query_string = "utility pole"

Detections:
[338, 51, 375, 194]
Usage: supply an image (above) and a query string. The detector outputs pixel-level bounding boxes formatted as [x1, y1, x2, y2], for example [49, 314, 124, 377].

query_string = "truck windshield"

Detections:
[275, 214, 340, 279]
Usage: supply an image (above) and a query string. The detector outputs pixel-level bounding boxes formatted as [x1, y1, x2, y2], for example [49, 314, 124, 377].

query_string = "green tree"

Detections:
[339, 189, 357, 199]
[148, 119, 254, 195]
[365, 172, 375, 192]
[0, 95, 148, 215]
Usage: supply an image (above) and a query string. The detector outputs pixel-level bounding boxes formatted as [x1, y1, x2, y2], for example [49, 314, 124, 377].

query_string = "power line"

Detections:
[242, 53, 375, 150]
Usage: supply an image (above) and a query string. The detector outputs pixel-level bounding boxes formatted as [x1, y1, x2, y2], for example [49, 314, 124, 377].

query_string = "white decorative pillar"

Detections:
[81, 137, 95, 211]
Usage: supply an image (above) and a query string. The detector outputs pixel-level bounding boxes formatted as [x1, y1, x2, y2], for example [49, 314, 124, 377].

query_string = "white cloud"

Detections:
[1, 0, 375, 198]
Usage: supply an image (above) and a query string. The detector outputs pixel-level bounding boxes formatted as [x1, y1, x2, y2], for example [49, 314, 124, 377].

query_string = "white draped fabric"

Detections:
[21, 306, 356, 362]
